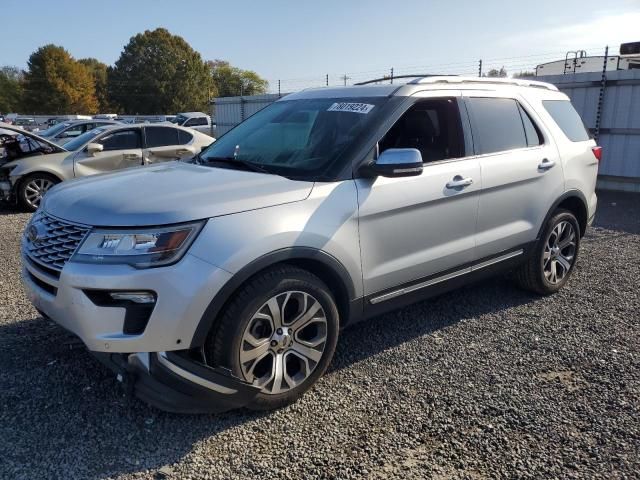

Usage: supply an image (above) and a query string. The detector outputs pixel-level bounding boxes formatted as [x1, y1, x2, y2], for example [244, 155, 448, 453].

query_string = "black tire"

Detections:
[18, 173, 60, 212]
[205, 266, 339, 410]
[513, 209, 581, 295]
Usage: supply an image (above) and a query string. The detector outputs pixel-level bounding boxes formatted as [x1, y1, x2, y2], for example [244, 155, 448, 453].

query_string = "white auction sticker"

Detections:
[327, 102, 375, 114]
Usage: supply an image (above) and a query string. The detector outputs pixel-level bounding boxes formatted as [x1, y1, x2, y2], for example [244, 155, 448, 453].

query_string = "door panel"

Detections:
[74, 128, 143, 177]
[144, 145, 196, 164]
[464, 92, 565, 257]
[356, 158, 480, 296]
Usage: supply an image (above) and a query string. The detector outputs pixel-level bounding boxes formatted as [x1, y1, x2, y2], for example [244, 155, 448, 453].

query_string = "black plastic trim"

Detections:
[189, 247, 357, 348]
[362, 243, 535, 319]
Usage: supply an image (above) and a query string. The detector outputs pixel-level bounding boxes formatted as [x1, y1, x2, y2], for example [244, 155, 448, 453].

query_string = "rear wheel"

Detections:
[18, 173, 59, 212]
[513, 209, 580, 295]
[206, 266, 339, 410]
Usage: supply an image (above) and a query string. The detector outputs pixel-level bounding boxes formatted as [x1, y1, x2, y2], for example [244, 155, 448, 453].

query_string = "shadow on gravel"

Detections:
[0, 275, 538, 479]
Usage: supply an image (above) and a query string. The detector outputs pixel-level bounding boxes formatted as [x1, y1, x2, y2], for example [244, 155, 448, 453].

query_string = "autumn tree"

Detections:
[108, 28, 212, 114]
[22, 45, 98, 114]
[0, 66, 24, 113]
[208, 60, 268, 97]
[78, 58, 111, 112]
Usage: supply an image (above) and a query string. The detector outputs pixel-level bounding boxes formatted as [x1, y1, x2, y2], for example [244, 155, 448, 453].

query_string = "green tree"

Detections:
[108, 28, 212, 114]
[485, 67, 508, 78]
[0, 66, 24, 113]
[208, 60, 269, 97]
[22, 45, 98, 114]
[78, 58, 111, 112]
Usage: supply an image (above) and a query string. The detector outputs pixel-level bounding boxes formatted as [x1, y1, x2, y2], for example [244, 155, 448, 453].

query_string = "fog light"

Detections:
[110, 291, 156, 304]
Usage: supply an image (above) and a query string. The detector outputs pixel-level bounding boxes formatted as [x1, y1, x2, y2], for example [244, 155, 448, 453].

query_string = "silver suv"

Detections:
[22, 77, 599, 413]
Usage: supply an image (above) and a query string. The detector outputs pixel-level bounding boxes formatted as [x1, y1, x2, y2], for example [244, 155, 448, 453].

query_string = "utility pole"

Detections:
[390, 67, 394, 84]
[278, 80, 281, 97]
[326, 74, 329, 87]
[340, 74, 351, 86]
[478, 59, 483, 77]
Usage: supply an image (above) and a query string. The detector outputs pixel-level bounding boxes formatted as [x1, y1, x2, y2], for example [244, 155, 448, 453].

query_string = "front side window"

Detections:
[98, 129, 142, 151]
[200, 97, 393, 179]
[467, 97, 528, 154]
[63, 127, 108, 151]
[185, 117, 208, 127]
[145, 126, 179, 147]
[542, 100, 590, 142]
[379, 97, 466, 162]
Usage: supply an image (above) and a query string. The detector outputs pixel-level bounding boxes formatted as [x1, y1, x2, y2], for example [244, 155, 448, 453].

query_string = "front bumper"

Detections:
[94, 350, 260, 414]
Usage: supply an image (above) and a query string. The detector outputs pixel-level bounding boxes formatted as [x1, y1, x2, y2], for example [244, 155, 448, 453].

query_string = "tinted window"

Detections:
[178, 129, 193, 144]
[518, 105, 543, 147]
[380, 97, 466, 162]
[145, 126, 179, 147]
[542, 100, 590, 142]
[98, 129, 141, 151]
[468, 97, 527, 154]
[185, 117, 207, 126]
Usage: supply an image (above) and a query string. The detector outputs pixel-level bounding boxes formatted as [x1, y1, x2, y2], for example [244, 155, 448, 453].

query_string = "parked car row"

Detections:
[0, 122, 214, 210]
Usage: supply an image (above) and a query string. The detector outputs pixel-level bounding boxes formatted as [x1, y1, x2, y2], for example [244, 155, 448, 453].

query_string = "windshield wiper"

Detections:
[202, 156, 271, 174]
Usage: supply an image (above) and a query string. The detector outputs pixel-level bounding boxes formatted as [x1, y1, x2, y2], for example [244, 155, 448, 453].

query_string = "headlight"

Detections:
[72, 221, 204, 268]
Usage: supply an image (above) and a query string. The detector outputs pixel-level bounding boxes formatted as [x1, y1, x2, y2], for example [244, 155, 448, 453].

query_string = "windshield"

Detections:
[200, 97, 391, 179]
[38, 122, 72, 137]
[171, 114, 188, 125]
[63, 127, 108, 151]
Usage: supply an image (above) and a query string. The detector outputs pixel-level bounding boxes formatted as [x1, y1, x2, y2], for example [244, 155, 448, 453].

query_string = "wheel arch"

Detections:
[189, 247, 358, 348]
[538, 190, 589, 238]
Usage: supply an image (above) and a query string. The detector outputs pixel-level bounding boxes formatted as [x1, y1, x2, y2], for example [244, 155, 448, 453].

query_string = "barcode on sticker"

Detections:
[327, 102, 375, 114]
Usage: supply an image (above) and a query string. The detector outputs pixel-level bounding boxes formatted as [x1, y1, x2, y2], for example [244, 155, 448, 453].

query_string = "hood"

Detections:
[43, 162, 314, 226]
[0, 123, 68, 153]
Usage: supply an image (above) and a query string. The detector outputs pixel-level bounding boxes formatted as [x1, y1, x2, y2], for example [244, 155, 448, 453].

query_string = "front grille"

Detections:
[25, 212, 91, 272]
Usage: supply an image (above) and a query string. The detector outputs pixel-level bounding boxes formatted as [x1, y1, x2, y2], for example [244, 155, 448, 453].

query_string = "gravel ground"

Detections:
[1, 193, 639, 480]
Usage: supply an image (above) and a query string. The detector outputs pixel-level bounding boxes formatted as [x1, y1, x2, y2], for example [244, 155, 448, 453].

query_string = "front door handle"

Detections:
[538, 158, 556, 170]
[446, 176, 474, 189]
[123, 153, 140, 160]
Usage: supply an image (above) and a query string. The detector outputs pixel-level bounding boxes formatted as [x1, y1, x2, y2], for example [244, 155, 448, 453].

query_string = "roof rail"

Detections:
[408, 76, 558, 91]
[354, 74, 457, 86]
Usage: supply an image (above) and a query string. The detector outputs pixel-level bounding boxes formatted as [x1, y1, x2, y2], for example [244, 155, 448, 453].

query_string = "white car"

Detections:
[0, 122, 214, 211]
[171, 112, 213, 135]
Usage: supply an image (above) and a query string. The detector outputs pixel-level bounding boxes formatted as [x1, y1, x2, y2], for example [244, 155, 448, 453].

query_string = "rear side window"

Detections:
[145, 126, 179, 147]
[518, 105, 543, 147]
[98, 129, 142, 151]
[178, 129, 193, 144]
[185, 117, 208, 127]
[467, 97, 527, 154]
[542, 100, 590, 142]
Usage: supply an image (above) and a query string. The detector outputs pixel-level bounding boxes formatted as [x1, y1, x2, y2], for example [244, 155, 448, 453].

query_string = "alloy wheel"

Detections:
[24, 178, 55, 209]
[239, 291, 328, 395]
[543, 220, 576, 284]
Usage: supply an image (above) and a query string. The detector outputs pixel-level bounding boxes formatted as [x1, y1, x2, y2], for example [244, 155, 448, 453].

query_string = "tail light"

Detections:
[592, 146, 602, 161]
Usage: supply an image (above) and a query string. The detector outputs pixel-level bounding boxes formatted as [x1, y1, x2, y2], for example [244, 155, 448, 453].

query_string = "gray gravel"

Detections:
[1, 196, 639, 480]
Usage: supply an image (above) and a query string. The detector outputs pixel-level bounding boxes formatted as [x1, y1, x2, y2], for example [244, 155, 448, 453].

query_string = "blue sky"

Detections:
[2, 0, 639, 91]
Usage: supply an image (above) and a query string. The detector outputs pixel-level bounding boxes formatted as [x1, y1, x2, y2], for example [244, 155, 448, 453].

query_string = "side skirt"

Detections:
[360, 243, 535, 320]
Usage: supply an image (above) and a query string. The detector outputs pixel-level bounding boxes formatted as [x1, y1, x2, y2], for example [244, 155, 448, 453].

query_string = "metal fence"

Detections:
[212, 94, 287, 136]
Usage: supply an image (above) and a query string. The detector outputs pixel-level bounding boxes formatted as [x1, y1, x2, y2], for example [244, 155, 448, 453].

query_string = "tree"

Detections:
[22, 45, 98, 114]
[78, 58, 111, 112]
[208, 60, 268, 97]
[108, 28, 212, 114]
[485, 67, 508, 78]
[0, 66, 24, 113]
[513, 71, 536, 79]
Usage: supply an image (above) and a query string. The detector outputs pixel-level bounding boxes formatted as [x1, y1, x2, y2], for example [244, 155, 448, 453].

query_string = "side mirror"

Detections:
[86, 143, 103, 156]
[363, 148, 423, 178]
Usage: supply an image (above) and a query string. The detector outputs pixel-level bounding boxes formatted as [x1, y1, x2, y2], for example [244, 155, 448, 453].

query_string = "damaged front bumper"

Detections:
[94, 350, 261, 414]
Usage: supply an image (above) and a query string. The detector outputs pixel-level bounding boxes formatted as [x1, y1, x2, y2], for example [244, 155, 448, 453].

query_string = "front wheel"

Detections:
[206, 266, 339, 410]
[513, 209, 581, 295]
[18, 173, 59, 212]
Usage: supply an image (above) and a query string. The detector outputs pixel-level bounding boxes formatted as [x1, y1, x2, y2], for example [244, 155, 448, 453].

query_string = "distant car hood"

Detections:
[42, 162, 314, 226]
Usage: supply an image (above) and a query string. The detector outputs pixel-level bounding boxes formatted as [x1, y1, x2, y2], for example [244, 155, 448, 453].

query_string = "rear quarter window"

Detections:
[542, 100, 590, 142]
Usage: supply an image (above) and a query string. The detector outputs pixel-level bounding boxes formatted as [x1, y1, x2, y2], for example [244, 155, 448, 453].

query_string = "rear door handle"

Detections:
[446, 176, 474, 189]
[176, 148, 191, 155]
[538, 158, 555, 170]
